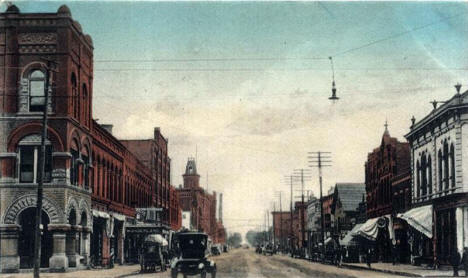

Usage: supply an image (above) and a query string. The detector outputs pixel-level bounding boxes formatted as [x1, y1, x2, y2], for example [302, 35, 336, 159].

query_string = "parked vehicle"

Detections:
[211, 245, 222, 256]
[139, 234, 168, 272]
[171, 232, 216, 278]
[264, 244, 274, 256]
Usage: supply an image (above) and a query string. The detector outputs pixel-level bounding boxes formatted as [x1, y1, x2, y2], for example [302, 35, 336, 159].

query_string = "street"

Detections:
[127, 248, 405, 278]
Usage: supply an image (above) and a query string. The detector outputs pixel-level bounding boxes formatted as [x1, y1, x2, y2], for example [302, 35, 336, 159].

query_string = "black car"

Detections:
[171, 232, 216, 278]
[139, 234, 167, 272]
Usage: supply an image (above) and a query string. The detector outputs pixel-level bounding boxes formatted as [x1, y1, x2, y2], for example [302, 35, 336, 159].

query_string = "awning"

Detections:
[111, 212, 126, 222]
[340, 223, 362, 246]
[92, 209, 110, 219]
[145, 234, 168, 246]
[397, 205, 433, 238]
[354, 217, 379, 241]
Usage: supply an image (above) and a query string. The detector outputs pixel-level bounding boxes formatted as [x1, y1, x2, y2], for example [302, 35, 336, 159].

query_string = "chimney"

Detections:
[219, 193, 223, 224]
[154, 127, 160, 140]
[101, 124, 113, 134]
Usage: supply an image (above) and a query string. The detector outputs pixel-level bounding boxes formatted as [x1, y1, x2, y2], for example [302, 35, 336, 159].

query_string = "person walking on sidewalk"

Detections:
[451, 249, 461, 277]
[461, 247, 468, 277]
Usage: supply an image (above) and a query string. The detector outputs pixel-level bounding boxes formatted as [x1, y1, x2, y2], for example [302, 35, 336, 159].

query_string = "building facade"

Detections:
[0, 5, 165, 272]
[331, 183, 366, 237]
[177, 158, 220, 242]
[405, 88, 468, 264]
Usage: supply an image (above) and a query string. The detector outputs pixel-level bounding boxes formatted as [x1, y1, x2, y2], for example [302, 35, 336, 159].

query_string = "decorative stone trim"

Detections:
[3, 195, 63, 224]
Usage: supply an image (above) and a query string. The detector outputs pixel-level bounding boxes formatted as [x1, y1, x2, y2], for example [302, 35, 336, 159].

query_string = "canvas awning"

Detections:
[340, 223, 362, 246]
[145, 234, 168, 246]
[397, 205, 433, 238]
[111, 212, 126, 222]
[354, 217, 379, 241]
[92, 209, 110, 219]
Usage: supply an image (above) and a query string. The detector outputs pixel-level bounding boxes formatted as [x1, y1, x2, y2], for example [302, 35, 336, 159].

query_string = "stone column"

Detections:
[66, 225, 80, 268]
[80, 227, 91, 266]
[48, 224, 70, 272]
[0, 224, 20, 273]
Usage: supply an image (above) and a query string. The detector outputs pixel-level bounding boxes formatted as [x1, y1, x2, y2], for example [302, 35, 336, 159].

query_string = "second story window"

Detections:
[29, 70, 46, 112]
[18, 135, 52, 183]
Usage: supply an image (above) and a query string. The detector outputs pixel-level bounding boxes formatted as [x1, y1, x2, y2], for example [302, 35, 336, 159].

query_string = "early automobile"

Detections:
[139, 234, 168, 272]
[171, 232, 216, 278]
[263, 244, 274, 256]
[210, 244, 221, 256]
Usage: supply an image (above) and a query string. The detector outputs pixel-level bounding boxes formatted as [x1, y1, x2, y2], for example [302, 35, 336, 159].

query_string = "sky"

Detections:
[7, 1, 468, 237]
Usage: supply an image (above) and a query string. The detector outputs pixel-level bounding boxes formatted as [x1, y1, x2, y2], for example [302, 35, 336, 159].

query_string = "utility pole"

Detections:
[293, 169, 312, 249]
[267, 209, 270, 243]
[308, 152, 331, 256]
[34, 59, 57, 278]
[289, 175, 293, 251]
[272, 203, 276, 245]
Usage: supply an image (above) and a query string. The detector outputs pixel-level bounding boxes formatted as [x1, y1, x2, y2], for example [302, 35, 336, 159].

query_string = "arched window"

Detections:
[18, 134, 52, 183]
[416, 160, 420, 198]
[427, 155, 432, 195]
[71, 73, 78, 119]
[438, 150, 443, 192]
[82, 84, 88, 125]
[70, 140, 79, 186]
[443, 142, 449, 190]
[450, 144, 455, 188]
[29, 70, 46, 112]
[421, 154, 427, 196]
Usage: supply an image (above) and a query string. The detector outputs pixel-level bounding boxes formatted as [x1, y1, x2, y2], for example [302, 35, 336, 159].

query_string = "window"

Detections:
[71, 73, 78, 119]
[19, 144, 52, 183]
[29, 70, 46, 112]
[70, 149, 79, 186]
[450, 144, 455, 188]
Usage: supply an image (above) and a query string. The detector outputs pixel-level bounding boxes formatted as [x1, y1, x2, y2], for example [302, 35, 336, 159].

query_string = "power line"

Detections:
[332, 10, 468, 57]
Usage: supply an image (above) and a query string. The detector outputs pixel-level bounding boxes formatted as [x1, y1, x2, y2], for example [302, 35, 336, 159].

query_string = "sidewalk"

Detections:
[341, 262, 466, 277]
[1, 264, 141, 278]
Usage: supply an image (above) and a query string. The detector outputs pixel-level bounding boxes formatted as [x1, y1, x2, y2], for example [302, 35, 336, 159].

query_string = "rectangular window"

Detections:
[19, 145, 52, 183]
[20, 146, 35, 182]
[30, 80, 45, 112]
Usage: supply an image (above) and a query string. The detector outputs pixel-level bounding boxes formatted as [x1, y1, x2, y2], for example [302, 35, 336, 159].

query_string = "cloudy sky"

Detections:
[11, 1, 468, 236]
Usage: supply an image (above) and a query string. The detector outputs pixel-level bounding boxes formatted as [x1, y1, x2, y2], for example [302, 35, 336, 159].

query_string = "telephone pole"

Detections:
[308, 152, 331, 256]
[34, 59, 57, 278]
[293, 169, 312, 249]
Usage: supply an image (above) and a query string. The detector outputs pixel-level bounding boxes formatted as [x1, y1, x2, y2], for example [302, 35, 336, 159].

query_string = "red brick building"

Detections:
[0, 5, 174, 271]
[364, 123, 411, 262]
[365, 124, 411, 219]
[272, 211, 290, 247]
[177, 158, 221, 242]
[121, 127, 178, 227]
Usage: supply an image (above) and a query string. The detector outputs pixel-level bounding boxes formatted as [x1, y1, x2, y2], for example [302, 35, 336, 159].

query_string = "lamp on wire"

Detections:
[328, 56, 339, 101]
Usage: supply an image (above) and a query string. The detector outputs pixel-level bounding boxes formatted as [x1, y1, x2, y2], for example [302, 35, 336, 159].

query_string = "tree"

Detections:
[227, 232, 242, 247]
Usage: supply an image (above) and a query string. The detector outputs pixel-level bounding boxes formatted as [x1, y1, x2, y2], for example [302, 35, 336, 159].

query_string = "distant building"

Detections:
[177, 158, 221, 242]
[272, 211, 291, 248]
[331, 183, 366, 237]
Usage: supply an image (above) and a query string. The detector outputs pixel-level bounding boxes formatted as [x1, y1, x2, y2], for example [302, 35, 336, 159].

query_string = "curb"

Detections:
[340, 263, 422, 277]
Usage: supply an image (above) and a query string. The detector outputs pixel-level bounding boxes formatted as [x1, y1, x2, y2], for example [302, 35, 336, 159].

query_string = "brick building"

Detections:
[0, 5, 171, 272]
[121, 127, 177, 227]
[272, 211, 290, 248]
[362, 123, 411, 262]
[177, 158, 219, 242]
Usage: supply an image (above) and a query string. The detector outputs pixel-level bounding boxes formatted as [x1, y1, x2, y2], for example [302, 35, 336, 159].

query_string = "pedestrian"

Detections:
[366, 248, 372, 268]
[451, 249, 461, 277]
[461, 247, 468, 277]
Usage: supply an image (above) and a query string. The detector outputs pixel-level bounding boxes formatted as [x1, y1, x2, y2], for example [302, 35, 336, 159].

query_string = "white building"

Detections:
[404, 86, 468, 264]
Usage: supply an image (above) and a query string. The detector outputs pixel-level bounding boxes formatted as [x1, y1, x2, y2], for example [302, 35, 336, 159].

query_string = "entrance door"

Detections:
[436, 208, 456, 263]
[18, 208, 52, 268]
